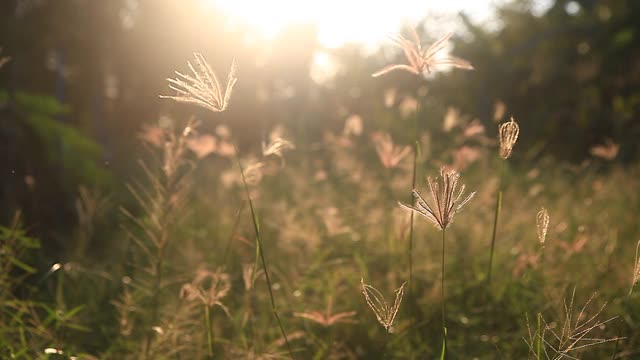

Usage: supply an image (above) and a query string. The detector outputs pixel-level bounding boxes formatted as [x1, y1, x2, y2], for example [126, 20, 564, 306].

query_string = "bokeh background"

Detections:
[1, 0, 639, 358]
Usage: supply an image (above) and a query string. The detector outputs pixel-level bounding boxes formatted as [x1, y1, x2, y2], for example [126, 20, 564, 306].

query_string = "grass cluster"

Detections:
[1, 35, 639, 360]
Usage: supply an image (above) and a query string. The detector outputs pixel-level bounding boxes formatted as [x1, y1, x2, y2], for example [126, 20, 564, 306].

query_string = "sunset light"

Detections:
[205, 0, 502, 48]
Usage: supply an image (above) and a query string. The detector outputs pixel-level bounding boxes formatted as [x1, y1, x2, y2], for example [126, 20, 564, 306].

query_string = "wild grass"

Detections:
[1, 32, 639, 360]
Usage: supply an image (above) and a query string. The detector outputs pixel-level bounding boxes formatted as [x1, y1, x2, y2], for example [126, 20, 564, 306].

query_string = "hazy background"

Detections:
[1, 0, 638, 273]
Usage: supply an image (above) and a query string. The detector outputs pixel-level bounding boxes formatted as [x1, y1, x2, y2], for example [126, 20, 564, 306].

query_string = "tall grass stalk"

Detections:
[234, 155, 294, 359]
[611, 239, 640, 359]
[488, 117, 519, 285]
[123, 122, 194, 359]
[536, 242, 545, 359]
[487, 160, 504, 285]
[205, 304, 214, 359]
[408, 91, 421, 289]
[440, 228, 447, 359]
[536, 312, 542, 359]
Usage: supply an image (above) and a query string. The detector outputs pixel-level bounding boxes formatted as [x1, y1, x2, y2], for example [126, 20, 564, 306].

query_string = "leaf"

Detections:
[8, 256, 36, 274]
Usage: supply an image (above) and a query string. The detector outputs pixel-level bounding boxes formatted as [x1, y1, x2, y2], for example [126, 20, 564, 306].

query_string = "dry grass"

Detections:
[399, 167, 475, 231]
[372, 29, 474, 78]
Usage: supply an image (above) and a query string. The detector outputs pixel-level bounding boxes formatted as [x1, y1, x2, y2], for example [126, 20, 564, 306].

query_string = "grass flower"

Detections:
[398, 167, 475, 231]
[371, 132, 411, 169]
[360, 278, 405, 332]
[537, 208, 550, 245]
[399, 167, 474, 356]
[499, 117, 520, 159]
[294, 298, 356, 327]
[160, 53, 237, 112]
[372, 29, 473, 78]
[525, 290, 620, 360]
[263, 137, 295, 158]
[180, 269, 231, 316]
[180, 269, 231, 358]
[488, 116, 520, 285]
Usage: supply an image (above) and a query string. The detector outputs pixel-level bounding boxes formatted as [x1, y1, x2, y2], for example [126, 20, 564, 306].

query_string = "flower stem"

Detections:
[441, 228, 447, 359]
[487, 160, 504, 285]
[409, 88, 421, 296]
[610, 240, 640, 359]
[205, 304, 214, 358]
[536, 312, 542, 359]
[235, 155, 294, 360]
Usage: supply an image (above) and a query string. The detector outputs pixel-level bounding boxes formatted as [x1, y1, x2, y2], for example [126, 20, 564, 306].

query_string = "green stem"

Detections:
[235, 155, 294, 360]
[536, 312, 542, 359]
[487, 160, 504, 285]
[222, 201, 246, 265]
[409, 89, 421, 290]
[610, 240, 640, 359]
[441, 228, 447, 359]
[205, 304, 214, 359]
[408, 149, 417, 287]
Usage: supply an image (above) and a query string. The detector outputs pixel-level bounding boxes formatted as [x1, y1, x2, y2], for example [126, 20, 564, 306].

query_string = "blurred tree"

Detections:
[432, 0, 640, 163]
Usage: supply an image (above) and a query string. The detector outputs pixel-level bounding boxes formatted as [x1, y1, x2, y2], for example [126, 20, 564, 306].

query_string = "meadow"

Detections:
[1, 1, 640, 359]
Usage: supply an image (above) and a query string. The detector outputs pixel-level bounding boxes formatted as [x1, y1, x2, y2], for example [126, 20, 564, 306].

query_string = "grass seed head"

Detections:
[360, 278, 406, 332]
[537, 207, 550, 245]
[399, 167, 475, 230]
[372, 29, 473, 78]
[180, 269, 231, 316]
[294, 296, 357, 327]
[499, 116, 520, 159]
[160, 53, 237, 113]
[371, 132, 411, 169]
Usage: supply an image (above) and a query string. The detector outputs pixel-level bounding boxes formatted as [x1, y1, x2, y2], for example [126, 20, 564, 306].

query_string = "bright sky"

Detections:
[207, 0, 507, 49]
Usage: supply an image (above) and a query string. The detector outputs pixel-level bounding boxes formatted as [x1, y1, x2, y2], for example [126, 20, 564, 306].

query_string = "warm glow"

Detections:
[205, 0, 502, 49]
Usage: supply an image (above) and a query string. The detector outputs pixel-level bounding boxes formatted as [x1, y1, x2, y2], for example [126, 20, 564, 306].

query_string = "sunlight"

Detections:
[205, 0, 500, 48]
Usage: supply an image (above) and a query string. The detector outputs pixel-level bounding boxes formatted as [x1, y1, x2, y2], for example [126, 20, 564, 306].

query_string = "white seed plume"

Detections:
[160, 53, 237, 113]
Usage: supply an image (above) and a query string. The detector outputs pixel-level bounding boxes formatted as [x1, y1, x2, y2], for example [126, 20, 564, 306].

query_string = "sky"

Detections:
[200, 0, 556, 82]
[205, 0, 513, 49]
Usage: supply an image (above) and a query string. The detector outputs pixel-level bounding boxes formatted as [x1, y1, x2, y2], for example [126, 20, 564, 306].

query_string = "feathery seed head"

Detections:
[160, 53, 237, 113]
[360, 278, 405, 332]
[262, 137, 295, 158]
[399, 167, 475, 230]
[371, 132, 411, 169]
[180, 269, 231, 316]
[372, 29, 473, 78]
[537, 207, 550, 245]
[294, 298, 356, 327]
[499, 117, 520, 159]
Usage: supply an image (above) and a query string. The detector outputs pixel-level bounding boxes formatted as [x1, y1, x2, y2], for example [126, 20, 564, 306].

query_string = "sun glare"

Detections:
[205, 0, 500, 49]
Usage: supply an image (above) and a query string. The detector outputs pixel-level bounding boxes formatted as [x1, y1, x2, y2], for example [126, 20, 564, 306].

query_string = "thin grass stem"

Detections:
[408, 92, 421, 289]
[441, 228, 447, 359]
[222, 200, 246, 265]
[487, 159, 504, 285]
[536, 312, 542, 359]
[205, 304, 214, 359]
[610, 240, 640, 359]
[234, 153, 294, 360]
